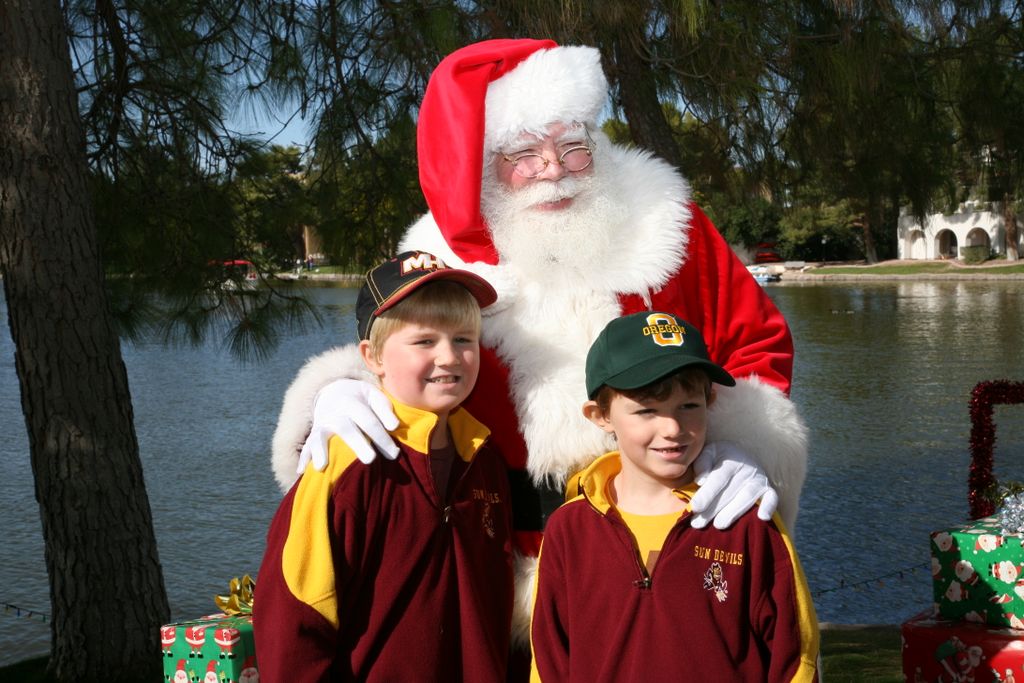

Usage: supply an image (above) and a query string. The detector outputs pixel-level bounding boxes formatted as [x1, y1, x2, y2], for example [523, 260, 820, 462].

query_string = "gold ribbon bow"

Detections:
[214, 575, 255, 615]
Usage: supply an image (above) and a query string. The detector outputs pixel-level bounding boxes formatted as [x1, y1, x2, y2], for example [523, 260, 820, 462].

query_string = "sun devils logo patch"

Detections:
[703, 562, 729, 603]
[481, 502, 495, 539]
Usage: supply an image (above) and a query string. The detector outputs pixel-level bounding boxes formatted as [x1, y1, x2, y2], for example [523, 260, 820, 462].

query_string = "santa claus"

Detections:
[271, 38, 807, 647]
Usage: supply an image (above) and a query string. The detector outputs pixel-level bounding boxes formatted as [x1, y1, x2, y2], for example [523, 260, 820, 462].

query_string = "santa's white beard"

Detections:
[480, 161, 629, 283]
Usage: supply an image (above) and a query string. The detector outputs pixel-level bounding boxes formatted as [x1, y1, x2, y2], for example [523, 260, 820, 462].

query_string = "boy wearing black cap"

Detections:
[255, 251, 513, 682]
[529, 311, 819, 682]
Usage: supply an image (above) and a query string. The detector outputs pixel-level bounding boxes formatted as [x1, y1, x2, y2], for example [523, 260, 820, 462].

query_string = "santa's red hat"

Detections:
[417, 39, 608, 264]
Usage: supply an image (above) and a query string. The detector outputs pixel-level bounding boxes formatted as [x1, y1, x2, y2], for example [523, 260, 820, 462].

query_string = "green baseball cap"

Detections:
[585, 311, 736, 398]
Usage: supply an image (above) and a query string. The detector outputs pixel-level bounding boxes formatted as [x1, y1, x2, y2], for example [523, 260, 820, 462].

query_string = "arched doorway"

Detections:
[936, 229, 958, 259]
[965, 227, 991, 251]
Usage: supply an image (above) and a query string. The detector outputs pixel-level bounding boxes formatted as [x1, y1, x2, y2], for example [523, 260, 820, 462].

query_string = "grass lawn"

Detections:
[818, 625, 904, 682]
[0, 626, 905, 681]
[0, 657, 51, 683]
[302, 265, 354, 275]
[812, 260, 1024, 275]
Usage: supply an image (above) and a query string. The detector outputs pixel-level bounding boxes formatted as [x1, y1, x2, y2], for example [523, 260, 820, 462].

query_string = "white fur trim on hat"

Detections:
[484, 46, 608, 152]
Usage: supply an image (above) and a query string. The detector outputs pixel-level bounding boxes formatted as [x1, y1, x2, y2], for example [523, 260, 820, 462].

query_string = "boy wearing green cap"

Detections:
[529, 311, 819, 682]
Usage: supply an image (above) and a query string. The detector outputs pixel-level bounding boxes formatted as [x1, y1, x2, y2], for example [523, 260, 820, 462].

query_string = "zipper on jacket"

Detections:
[584, 479, 694, 592]
[438, 435, 488, 526]
[631, 551, 652, 590]
[632, 573, 652, 590]
[633, 515, 689, 587]
[594, 506, 654, 591]
[629, 519, 696, 589]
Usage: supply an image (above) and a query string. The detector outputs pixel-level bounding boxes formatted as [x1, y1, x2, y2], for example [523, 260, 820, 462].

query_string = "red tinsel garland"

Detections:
[969, 380, 1024, 519]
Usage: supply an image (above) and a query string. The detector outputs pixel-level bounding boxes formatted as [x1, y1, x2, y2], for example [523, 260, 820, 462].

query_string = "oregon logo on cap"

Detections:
[400, 252, 447, 274]
[642, 312, 686, 347]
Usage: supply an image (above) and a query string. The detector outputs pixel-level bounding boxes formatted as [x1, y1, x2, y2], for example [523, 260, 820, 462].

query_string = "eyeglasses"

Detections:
[501, 129, 596, 179]
[502, 146, 593, 179]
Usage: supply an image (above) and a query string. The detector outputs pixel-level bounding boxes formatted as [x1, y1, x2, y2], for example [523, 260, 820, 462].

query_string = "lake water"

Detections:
[1, 280, 1023, 664]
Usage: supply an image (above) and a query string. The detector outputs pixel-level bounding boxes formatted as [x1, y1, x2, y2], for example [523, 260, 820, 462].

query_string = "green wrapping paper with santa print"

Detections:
[931, 516, 1024, 628]
[160, 613, 258, 683]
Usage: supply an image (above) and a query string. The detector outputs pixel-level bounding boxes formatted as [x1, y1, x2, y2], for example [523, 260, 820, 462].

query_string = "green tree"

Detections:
[233, 144, 314, 268]
[69, 0, 315, 352]
[279, 1, 488, 269]
[2, 2, 315, 678]
[782, 3, 953, 262]
[778, 196, 863, 261]
[947, 8, 1024, 260]
[309, 116, 422, 269]
[1, 1, 169, 679]
[666, 107, 786, 252]
[493, 0, 720, 167]
[497, 2, 811, 256]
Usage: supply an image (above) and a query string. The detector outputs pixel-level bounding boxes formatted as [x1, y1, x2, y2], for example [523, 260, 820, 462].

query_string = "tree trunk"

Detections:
[602, 37, 684, 169]
[0, 2, 169, 681]
[860, 195, 881, 264]
[1003, 193, 1019, 261]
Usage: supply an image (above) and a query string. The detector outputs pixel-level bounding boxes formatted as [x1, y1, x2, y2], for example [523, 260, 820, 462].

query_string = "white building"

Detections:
[897, 201, 1022, 260]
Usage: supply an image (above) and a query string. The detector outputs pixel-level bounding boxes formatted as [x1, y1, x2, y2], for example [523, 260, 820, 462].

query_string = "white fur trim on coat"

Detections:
[512, 552, 538, 649]
[707, 376, 809, 531]
[271, 345, 375, 491]
[484, 46, 608, 152]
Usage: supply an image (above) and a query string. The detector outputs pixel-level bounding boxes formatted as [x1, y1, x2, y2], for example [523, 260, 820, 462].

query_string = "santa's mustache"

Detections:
[482, 174, 591, 214]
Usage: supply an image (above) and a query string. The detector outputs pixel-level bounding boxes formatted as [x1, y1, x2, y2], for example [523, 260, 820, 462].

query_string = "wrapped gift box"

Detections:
[931, 516, 1024, 628]
[161, 612, 258, 683]
[902, 610, 1024, 683]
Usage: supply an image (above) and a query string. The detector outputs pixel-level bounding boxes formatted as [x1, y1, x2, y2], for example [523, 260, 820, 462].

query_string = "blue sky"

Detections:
[231, 101, 310, 149]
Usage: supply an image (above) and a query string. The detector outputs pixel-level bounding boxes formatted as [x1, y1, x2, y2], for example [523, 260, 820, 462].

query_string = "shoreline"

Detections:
[769, 258, 1024, 281]
[782, 271, 1024, 281]
[281, 258, 1024, 283]
[283, 270, 1024, 283]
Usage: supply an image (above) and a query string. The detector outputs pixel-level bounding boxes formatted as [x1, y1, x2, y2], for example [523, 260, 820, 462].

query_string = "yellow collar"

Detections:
[578, 452, 698, 514]
[387, 397, 490, 462]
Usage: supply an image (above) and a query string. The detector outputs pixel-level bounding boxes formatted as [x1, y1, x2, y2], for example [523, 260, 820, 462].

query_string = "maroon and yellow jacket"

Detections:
[529, 452, 819, 683]
[254, 399, 514, 682]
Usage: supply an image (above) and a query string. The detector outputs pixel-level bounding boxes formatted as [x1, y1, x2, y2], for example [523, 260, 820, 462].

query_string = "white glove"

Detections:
[689, 441, 779, 530]
[296, 379, 400, 473]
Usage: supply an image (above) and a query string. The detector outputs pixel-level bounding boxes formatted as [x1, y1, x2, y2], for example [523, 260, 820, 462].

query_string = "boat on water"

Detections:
[221, 259, 259, 290]
[747, 264, 782, 285]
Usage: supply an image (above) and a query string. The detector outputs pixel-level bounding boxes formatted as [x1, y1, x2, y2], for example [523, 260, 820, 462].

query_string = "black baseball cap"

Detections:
[356, 251, 497, 340]
[585, 311, 735, 398]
